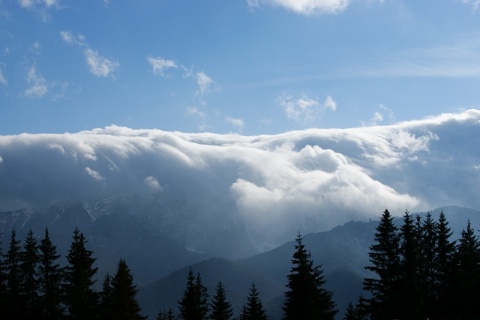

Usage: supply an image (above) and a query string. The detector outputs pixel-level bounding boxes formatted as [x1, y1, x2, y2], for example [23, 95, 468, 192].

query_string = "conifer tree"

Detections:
[110, 259, 146, 320]
[38, 228, 65, 320]
[239, 282, 268, 320]
[451, 221, 480, 319]
[157, 308, 177, 320]
[416, 213, 437, 317]
[19, 230, 40, 320]
[434, 211, 456, 317]
[0, 236, 6, 312]
[343, 302, 358, 320]
[397, 211, 423, 319]
[98, 273, 113, 320]
[178, 268, 209, 320]
[282, 233, 337, 320]
[210, 281, 233, 320]
[64, 228, 99, 320]
[4, 229, 22, 319]
[363, 209, 401, 320]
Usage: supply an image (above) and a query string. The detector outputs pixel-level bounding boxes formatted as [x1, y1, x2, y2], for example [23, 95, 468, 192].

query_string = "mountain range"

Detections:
[1, 200, 479, 319]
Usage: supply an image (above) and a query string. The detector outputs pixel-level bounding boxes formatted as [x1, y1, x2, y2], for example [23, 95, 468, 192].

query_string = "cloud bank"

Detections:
[0, 110, 479, 248]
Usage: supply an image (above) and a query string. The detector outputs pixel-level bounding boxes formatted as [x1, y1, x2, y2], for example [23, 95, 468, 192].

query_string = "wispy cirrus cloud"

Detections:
[457, 0, 480, 10]
[23, 65, 70, 100]
[348, 37, 480, 78]
[60, 31, 119, 78]
[147, 56, 178, 77]
[18, 0, 60, 22]
[85, 167, 104, 181]
[84, 48, 119, 78]
[362, 105, 395, 126]
[25, 66, 49, 97]
[19, 0, 59, 8]
[60, 31, 85, 46]
[278, 94, 337, 123]
[0, 66, 7, 86]
[247, 0, 349, 14]
[225, 117, 245, 132]
[195, 71, 214, 100]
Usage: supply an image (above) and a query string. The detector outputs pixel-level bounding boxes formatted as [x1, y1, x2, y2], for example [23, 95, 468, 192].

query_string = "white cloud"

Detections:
[145, 176, 163, 192]
[84, 48, 119, 78]
[61, 31, 118, 78]
[226, 117, 245, 131]
[247, 0, 349, 14]
[85, 167, 104, 181]
[23, 66, 69, 99]
[195, 72, 213, 99]
[0, 110, 479, 249]
[18, 0, 60, 21]
[25, 66, 49, 97]
[457, 0, 480, 10]
[363, 104, 395, 126]
[0, 67, 7, 86]
[19, 0, 58, 8]
[278, 94, 336, 123]
[323, 95, 337, 111]
[147, 56, 178, 76]
[279, 95, 320, 122]
[60, 31, 85, 46]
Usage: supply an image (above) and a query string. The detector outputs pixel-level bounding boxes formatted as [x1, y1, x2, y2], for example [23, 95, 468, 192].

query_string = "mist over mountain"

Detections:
[0, 109, 479, 252]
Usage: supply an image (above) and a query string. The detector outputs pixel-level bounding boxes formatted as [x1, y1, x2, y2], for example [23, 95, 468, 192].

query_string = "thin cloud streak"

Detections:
[147, 56, 178, 76]
[61, 31, 119, 78]
[345, 37, 480, 78]
[247, 0, 349, 14]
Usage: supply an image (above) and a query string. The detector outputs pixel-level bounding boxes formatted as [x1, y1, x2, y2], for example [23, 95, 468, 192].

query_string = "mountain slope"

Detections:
[138, 206, 480, 319]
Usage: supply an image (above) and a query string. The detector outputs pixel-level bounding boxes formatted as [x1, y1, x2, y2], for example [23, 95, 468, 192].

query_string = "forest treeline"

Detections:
[0, 209, 479, 320]
[347, 210, 480, 320]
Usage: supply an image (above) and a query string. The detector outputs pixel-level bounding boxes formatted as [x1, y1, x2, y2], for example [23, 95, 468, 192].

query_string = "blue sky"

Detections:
[1, 0, 480, 135]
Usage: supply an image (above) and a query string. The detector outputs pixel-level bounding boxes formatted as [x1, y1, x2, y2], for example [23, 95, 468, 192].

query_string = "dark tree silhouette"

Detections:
[19, 230, 40, 320]
[178, 268, 209, 320]
[64, 228, 99, 320]
[4, 230, 22, 319]
[38, 228, 65, 320]
[363, 209, 401, 320]
[157, 307, 177, 320]
[451, 221, 480, 319]
[434, 211, 456, 317]
[110, 259, 146, 320]
[210, 281, 233, 320]
[397, 211, 423, 319]
[282, 233, 336, 320]
[343, 302, 359, 320]
[98, 273, 113, 320]
[0, 236, 5, 312]
[239, 282, 268, 320]
[416, 213, 437, 317]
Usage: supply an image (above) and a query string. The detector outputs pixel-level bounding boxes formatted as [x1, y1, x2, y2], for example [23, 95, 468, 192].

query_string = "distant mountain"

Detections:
[0, 199, 207, 285]
[137, 206, 480, 319]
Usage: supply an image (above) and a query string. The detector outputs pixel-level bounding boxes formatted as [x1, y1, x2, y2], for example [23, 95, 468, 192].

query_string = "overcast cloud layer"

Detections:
[0, 110, 479, 246]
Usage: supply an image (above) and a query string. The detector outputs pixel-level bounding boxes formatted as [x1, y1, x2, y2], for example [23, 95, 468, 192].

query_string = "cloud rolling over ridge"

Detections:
[0, 110, 479, 249]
